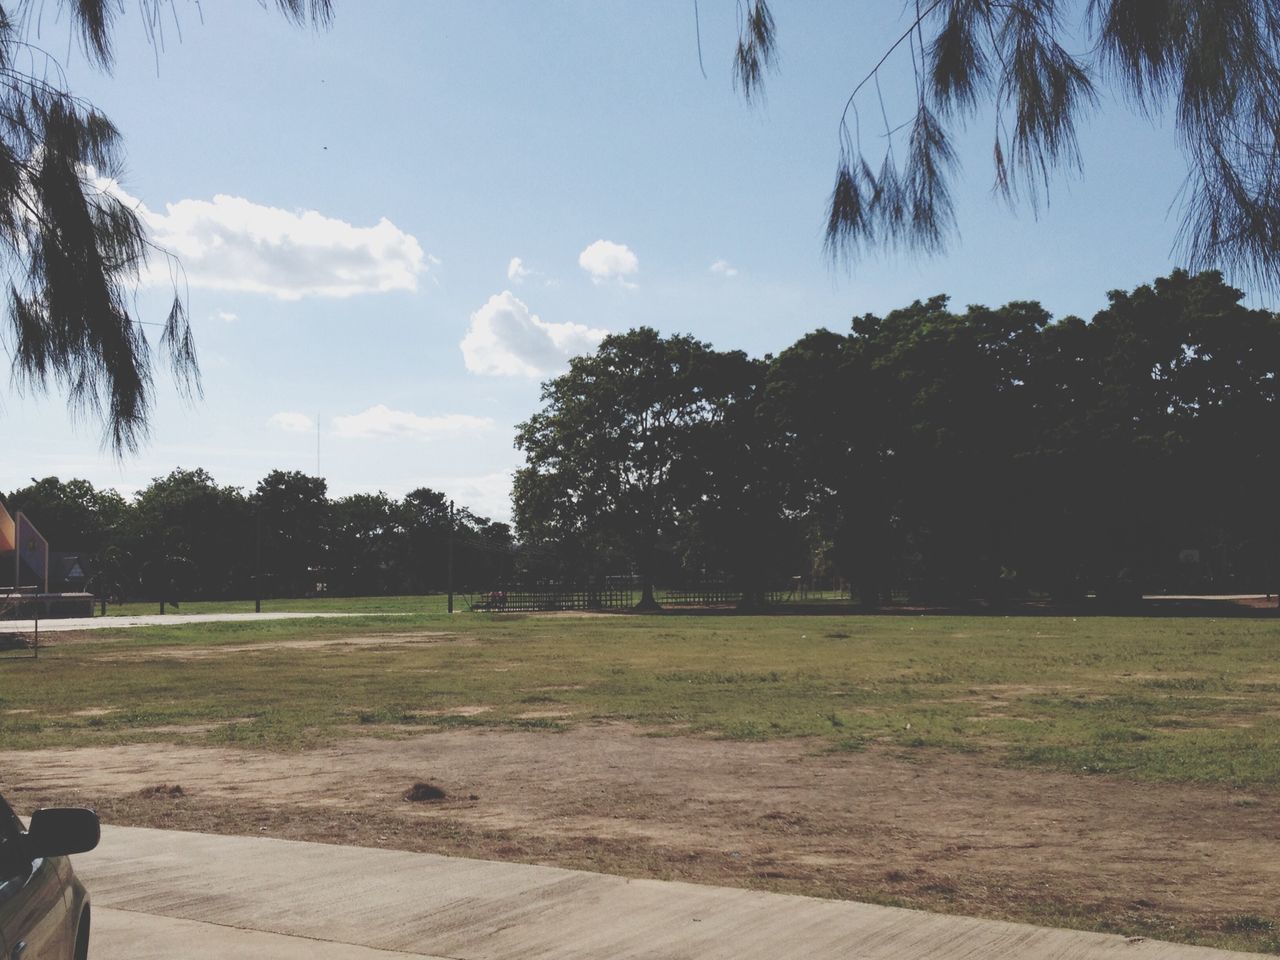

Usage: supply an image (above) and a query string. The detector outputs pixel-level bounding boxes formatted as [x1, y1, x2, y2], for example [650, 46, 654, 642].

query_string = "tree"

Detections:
[327, 492, 407, 596]
[755, 269, 1280, 604]
[0, 0, 331, 450]
[4, 475, 127, 553]
[254, 469, 329, 597]
[853, 296, 1048, 600]
[130, 467, 252, 599]
[678, 351, 803, 609]
[729, 2, 1280, 291]
[1026, 270, 1280, 598]
[514, 327, 734, 609]
[764, 328, 898, 606]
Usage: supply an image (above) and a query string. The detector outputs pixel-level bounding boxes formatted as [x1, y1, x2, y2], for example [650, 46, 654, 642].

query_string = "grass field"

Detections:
[4, 608, 1280, 953]
[3, 611, 1278, 787]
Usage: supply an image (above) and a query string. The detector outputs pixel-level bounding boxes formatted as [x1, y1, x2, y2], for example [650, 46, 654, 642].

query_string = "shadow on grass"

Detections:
[574, 596, 1280, 619]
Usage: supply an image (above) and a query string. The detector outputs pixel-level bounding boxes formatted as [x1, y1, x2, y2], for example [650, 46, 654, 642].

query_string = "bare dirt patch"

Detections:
[3, 725, 1276, 947]
[87, 631, 469, 660]
[410, 705, 491, 718]
[131, 719, 251, 735]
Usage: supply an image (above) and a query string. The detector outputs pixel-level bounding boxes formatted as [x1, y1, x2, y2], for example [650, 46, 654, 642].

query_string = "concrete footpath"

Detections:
[7, 611, 402, 632]
[78, 826, 1262, 960]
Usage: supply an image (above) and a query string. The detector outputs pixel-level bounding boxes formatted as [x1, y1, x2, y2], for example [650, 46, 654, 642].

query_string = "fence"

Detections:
[467, 581, 635, 612]
[661, 585, 789, 606]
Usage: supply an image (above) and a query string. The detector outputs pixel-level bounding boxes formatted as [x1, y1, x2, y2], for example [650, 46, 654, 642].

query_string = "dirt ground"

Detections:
[3, 725, 1276, 948]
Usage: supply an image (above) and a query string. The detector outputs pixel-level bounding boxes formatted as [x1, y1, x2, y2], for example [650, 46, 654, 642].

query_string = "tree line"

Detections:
[514, 270, 1280, 607]
[9, 269, 1278, 609]
[2, 471, 513, 602]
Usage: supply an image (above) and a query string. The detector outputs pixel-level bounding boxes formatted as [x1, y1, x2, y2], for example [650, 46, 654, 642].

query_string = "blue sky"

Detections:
[3, 2, 1206, 520]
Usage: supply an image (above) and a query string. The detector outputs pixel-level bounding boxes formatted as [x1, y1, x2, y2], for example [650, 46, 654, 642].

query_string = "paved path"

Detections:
[5, 611, 404, 632]
[1143, 594, 1271, 601]
[78, 826, 1261, 960]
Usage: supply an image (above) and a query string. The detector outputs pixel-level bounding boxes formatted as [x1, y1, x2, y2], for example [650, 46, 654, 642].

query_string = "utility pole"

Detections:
[447, 500, 455, 614]
[255, 505, 262, 614]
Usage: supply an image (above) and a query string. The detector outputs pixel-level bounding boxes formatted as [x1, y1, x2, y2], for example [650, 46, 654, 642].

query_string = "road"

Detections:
[4, 611, 404, 632]
[77, 826, 1263, 960]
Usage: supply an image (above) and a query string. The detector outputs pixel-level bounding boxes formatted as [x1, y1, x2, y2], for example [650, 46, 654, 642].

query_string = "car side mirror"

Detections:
[25, 808, 100, 858]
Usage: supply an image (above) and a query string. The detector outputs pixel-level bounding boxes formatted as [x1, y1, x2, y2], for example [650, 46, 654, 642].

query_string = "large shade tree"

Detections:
[514, 327, 736, 609]
[0, 0, 331, 451]
[678, 351, 803, 609]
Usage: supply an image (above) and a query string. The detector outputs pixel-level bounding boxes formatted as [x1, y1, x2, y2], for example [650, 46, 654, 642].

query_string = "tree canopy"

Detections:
[0, 0, 331, 451]
[730, 1, 1280, 291]
[514, 270, 1280, 607]
[2, 466, 511, 601]
[514, 328, 745, 608]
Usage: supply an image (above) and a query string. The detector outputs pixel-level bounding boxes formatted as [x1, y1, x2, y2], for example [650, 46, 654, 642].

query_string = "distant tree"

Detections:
[0, 0, 331, 450]
[515, 327, 734, 609]
[254, 470, 329, 597]
[130, 468, 251, 599]
[5, 476, 127, 553]
[728, 2, 1280, 291]
[400, 487, 456, 592]
[328, 492, 407, 596]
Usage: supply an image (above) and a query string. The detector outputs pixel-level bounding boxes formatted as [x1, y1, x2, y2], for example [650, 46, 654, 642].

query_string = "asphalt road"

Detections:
[77, 826, 1263, 960]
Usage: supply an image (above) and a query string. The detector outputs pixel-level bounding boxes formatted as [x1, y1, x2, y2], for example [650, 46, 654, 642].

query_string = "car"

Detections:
[0, 793, 99, 959]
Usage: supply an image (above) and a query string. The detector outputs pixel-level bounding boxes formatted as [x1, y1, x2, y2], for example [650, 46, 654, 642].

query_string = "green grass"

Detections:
[2, 611, 1279, 786]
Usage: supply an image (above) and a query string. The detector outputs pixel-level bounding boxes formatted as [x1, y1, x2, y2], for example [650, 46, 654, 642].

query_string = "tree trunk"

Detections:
[634, 536, 662, 611]
[735, 586, 769, 613]
[857, 576, 879, 611]
[635, 579, 661, 611]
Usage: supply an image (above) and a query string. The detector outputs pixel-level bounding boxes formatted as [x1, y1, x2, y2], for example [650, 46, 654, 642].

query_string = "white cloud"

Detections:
[268, 411, 315, 433]
[425, 471, 515, 523]
[578, 239, 639, 287]
[710, 258, 739, 278]
[507, 257, 532, 283]
[460, 291, 607, 378]
[92, 175, 428, 300]
[213, 310, 239, 323]
[332, 404, 493, 440]
[507, 256, 556, 288]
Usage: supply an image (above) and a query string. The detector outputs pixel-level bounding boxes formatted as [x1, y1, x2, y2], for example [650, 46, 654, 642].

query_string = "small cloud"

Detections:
[212, 310, 239, 322]
[508, 257, 532, 283]
[332, 404, 493, 440]
[578, 239, 638, 287]
[460, 291, 607, 378]
[507, 256, 556, 287]
[268, 411, 315, 433]
[710, 259, 739, 278]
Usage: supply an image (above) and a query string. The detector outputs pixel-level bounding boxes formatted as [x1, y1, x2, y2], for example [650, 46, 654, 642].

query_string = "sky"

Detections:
[0, 1, 1219, 521]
